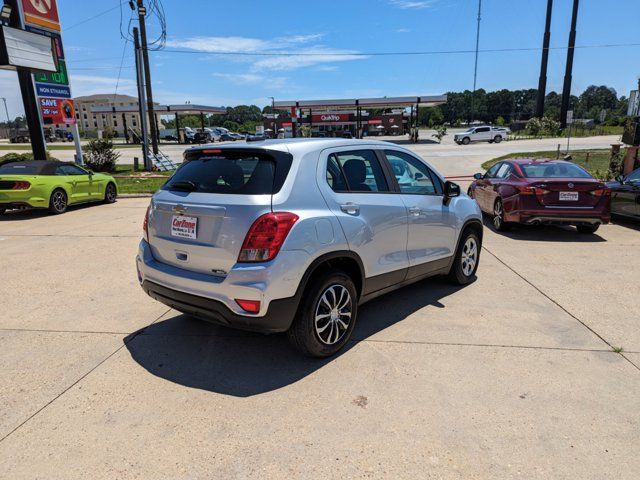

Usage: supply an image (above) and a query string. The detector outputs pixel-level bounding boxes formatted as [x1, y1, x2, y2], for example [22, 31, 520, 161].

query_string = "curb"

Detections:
[119, 194, 153, 198]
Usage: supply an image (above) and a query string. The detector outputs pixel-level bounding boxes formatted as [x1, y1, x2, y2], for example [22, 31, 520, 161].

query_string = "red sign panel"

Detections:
[39, 97, 76, 125]
[312, 113, 351, 123]
[368, 119, 383, 125]
[22, 0, 60, 31]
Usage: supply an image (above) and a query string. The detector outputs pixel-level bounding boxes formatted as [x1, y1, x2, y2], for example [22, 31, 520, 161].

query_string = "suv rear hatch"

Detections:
[147, 147, 292, 276]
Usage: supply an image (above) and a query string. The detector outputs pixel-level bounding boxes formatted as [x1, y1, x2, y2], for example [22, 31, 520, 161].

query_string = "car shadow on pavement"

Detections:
[0, 202, 109, 221]
[123, 278, 465, 397]
[481, 215, 606, 243]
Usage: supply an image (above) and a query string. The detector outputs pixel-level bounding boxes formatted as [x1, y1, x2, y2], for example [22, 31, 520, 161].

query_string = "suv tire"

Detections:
[448, 229, 481, 285]
[287, 271, 358, 358]
[494, 135, 503, 143]
[461, 137, 470, 145]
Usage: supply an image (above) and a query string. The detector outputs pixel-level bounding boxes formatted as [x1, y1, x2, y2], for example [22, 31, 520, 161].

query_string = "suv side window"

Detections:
[476, 127, 490, 133]
[485, 163, 502, 178]
[328, 150, 389, 193]
[384, 150, 441, 195]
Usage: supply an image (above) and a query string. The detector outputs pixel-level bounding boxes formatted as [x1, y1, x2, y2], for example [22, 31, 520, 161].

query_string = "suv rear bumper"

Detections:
[142, 280, 299, 333]
[136, 239, 306, 332]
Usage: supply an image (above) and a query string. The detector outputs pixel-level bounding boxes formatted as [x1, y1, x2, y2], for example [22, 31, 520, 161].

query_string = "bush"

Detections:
[495, 116, 506, 126]
[0, 151, 57, 166]
[431, 125, 448, 143]
[83, 139, 120, 172]
[525, 116, 561, 137]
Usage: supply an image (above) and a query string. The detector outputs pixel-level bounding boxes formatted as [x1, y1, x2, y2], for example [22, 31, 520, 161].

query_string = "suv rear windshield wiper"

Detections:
[167, 180, 197, 191]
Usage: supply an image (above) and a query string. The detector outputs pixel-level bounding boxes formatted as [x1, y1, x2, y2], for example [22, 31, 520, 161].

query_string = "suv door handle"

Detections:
[340, 203, 360, 215]
[408, 206, 421, 216]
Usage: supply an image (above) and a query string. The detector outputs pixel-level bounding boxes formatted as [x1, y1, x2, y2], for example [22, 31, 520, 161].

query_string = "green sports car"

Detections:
[0, 160, 118, 215]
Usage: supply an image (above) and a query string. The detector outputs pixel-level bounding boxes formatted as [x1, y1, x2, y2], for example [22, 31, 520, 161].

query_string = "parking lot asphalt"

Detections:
[1, 198, 639, 477]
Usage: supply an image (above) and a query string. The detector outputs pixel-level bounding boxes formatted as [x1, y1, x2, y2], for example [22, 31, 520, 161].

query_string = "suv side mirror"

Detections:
[414, 172, 424, 180]
[443, 181, 460, 205]
[473, 173, 483, 180]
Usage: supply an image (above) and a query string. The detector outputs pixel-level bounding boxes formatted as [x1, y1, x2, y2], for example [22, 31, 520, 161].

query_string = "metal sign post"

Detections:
[566, 110, 573, 154]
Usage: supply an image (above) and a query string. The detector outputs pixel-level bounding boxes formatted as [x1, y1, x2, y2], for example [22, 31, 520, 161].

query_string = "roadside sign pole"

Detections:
[73, 123, 83, 165]
[566, 110, 573, 154]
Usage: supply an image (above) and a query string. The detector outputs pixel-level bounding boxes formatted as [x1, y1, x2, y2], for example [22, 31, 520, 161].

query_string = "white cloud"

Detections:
[165, 34, 325, 54]
[212, 73, 288, 89]
[389, 0, 436, 9]
[252, 48, 367, 72]
[71, 75, 137, 97]
[396, 28, 412, 33]
[166, 34, 366, 72]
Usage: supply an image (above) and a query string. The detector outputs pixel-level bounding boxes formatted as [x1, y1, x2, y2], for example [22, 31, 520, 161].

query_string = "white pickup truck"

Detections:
[454, 126, 510, 145]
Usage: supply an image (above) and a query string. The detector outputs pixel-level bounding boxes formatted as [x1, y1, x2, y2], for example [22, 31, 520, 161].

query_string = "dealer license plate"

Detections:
[171, 215, 198, 239]
[559, 192, 579, 201]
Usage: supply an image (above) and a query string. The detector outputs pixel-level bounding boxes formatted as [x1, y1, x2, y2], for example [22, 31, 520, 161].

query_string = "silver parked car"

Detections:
[136, 139, 483, 357]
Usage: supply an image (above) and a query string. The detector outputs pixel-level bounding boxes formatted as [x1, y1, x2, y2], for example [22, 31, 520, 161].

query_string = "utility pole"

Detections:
[7, 0, 47, 159]
[470, 0, 482, 124]
[133, 27, 150, 169]
[535, 0, 553, 118]
[268, 97, 275, 135]
[136, 0, 159, 155]
[560, 0, 579, 129]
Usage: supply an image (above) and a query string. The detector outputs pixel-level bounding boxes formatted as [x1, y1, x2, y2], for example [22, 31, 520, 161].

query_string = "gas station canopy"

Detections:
[91, 104, 227, 115]
[273, 95, 447, 111]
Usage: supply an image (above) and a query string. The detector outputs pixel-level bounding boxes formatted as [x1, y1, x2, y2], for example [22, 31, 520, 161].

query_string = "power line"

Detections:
[160, 41, 640, 57]
[64, 1, 126, 31]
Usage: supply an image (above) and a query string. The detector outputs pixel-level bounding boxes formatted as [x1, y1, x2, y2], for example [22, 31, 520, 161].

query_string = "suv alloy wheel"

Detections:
[448, 229, 481, 284]
[287, 271, 358, 358]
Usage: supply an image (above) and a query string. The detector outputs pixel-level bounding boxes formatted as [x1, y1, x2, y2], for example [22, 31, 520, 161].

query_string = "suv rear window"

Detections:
[165, 150, 292, 194]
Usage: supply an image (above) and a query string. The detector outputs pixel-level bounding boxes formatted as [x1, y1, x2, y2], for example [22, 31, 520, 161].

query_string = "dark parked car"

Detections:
[219, 133, 236, 142]
[469, 159, 611, 234]
[606, 166, 640, 220]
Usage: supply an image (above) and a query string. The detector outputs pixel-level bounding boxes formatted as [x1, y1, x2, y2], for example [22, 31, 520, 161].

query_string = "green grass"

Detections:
[612, 346, 624, 354]
[481, 149, 616, 177]
[115, 176, 168, 194]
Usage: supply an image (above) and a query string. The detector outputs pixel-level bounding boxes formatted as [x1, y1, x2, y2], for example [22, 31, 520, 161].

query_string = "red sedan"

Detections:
[469, 159, 611, 234]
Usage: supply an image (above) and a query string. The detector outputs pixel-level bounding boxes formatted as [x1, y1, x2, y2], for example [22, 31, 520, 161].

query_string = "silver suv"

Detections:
[136, 139, 483, 357]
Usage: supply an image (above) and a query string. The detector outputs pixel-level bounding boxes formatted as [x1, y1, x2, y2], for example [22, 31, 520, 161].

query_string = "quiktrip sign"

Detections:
[21, 0, 60, 32]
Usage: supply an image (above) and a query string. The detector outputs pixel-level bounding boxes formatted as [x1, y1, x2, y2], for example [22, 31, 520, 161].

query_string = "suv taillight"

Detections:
[238, 212, 299, 263]
[143, 205, 150, 242]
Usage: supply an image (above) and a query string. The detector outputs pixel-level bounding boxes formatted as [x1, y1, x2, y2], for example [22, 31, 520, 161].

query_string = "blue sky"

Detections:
[1, 0, 639, 119]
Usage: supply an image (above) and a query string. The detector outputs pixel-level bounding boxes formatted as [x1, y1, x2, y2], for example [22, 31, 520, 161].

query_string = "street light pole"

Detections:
[470, 0, 482, 124]
[1, 97, 10, 124]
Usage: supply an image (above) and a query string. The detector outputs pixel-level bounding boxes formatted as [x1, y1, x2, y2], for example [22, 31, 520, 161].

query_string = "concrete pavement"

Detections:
[1, 197, 639, 479]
